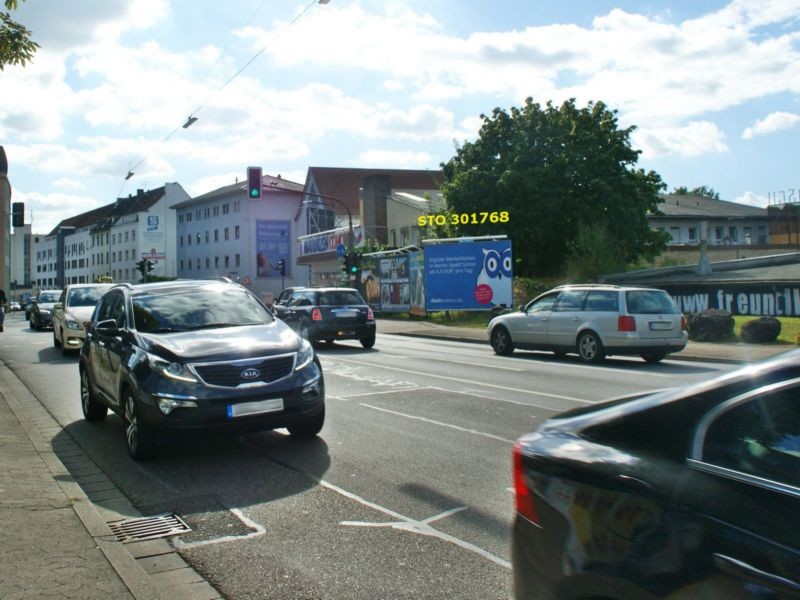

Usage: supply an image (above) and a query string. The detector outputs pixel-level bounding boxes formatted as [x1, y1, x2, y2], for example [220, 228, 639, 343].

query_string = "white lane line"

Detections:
[428, 385, 562, 412]
[340, 387, 430, 399]
[172, 507, 267, 549]
[360, 403, 516, 444]
[320, 480, 511, 570]
[329, 356, 593, 404]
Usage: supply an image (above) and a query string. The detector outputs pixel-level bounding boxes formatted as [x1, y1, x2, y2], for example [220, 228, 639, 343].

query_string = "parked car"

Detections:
[78, 280, 325, 460]
[512, 349, 800, 599]
[8, 300, 21, 311]
[488, 284, 687, 363]
[274, 287, 376, 348]
[52, 283, 113, 354]
[29, 289, 62, 330]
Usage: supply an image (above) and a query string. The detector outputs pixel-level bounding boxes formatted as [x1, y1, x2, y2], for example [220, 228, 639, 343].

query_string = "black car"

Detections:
[274, 287, 376, 348]
[512, 350, 800, 599]
[29, 289, 62, 330]
[78, 280, 325, 460]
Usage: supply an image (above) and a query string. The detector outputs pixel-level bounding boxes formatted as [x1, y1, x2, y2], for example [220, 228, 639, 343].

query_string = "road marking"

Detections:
[320, 480, 511, 570]
[328, 356, 594, 404]
[172, 507, 266, 549]
[339, 387, 431, 399]
[360, 403, 516, 444]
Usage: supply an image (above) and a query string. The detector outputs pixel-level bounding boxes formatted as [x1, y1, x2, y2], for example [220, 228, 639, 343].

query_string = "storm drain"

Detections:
[108, 513, 191, 543]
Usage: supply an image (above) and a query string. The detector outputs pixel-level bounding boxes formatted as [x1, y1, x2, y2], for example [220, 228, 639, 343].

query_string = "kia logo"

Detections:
[241, 368, 261, 379]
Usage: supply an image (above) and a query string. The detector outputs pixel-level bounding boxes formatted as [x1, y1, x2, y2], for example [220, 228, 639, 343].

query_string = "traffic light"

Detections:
[277, 258, 286, 276]
[11, 202, 24, 227]
[350, 253, 361, 276]
[137, 260, 147, 277]
[146, 260, 155, 273]
[343, 253, 352, 275]
[247, 166, 262, 199]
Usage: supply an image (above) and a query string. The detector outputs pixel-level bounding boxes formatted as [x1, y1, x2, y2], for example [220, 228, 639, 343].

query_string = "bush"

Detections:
[686, 310, 734, 342]
[740, 317, 781, 344]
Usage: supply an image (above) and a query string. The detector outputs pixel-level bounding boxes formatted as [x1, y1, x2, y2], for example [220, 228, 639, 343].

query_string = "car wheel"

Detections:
[53, 330, 61, 348]
[641, 352, 667, 364]
[288, 406, 325, 438]
[360, 333, 376, 349]
[577, 331, 605, 364]
[490, 326, 515, 355]
[123, 389, 155, 460]
[80, 368, 108, 421]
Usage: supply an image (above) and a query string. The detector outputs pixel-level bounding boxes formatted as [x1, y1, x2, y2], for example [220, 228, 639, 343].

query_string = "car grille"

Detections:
[192, 354, 295, 388]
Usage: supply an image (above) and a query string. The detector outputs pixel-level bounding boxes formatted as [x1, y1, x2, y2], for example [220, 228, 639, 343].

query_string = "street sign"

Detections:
[336, 243, 346, 258]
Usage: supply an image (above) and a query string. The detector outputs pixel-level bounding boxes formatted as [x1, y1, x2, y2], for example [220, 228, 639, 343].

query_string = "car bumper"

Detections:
[35, 314, 53, 327]
[310, 321, 376, 341]
[136, 363, 325, 433]
[62, 329, 87, 350]
[602, 334, 688, 356]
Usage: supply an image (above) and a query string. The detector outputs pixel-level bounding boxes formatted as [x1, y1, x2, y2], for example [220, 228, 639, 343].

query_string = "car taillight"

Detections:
[681, 315, 687, 331]
[513, 441, 538, 525]
[312, 308, 322, 321]
[367, 307, 374, 321]
[618, 315, 636, 332]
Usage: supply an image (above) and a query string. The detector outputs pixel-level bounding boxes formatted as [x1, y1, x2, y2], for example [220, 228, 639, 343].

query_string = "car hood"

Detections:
[138, 321, 302, 361]
[37, 302, 57, 311]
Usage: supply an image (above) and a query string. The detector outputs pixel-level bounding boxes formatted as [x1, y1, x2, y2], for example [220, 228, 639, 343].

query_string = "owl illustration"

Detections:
[475, 247, 513, 307]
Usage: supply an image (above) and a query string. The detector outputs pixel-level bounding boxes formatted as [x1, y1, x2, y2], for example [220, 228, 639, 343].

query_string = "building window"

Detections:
[188, 260, 192, 270]
[180, 259, 184, 271]
[179, 214, 184, 224]
[235, 254, 240, 267]
[728, 226, 738, 243]
[224, 255, 230, 267]
[223, 204, 229, 215]
[224, 227, 229, 240]
[214, 230, 219, 242]
[188, 234, 192, 246]
[233, 200, 240, 212]
[196, 210, 201, 220]
[688, 227, 697, 242]
[213, 206, 219, 217]
[235, 225, 240, 239]
[196, 258, 201, 270]
[180, 237, 183, 247]
[131, 230, 135, 241]
[204, 208, 210, 219]
[715, 226, 724, 242]
[205, 257, 210, 269]
[215, 256, 219, 267]
[187, 213, 192, 222]
[196, 232, 201, 245]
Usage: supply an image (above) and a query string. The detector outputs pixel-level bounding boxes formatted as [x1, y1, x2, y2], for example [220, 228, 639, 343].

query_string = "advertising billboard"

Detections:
[256, 220, 291, 278]
[409, 250, 425, 316]
[379, 255, 410, 312]
[425, 240, 513, 311]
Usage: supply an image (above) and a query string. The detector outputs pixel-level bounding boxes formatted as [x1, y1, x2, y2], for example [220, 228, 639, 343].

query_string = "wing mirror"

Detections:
[95, 319, 120, 335]
[54, 302, 63, 310]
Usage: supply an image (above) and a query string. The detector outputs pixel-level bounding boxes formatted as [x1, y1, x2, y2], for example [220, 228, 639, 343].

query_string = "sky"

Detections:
[2, 0, 799, 235]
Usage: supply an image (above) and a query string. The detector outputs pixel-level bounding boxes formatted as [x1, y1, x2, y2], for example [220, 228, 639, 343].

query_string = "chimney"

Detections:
[137, 188, 144, 198]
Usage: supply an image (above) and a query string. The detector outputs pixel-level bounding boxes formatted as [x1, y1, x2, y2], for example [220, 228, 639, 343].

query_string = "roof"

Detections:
[305, 167, 444, 215]
[48, 186, 167, 237]
[170, 173, 304, 209]
[651, 194, 768, 219]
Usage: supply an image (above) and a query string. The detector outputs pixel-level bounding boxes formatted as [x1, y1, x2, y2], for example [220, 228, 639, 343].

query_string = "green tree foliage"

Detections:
[565, 223, 627, 281]
[672, 185, 720, 199]
[1, 0, 38, 71]
[442, 98, 668, 277]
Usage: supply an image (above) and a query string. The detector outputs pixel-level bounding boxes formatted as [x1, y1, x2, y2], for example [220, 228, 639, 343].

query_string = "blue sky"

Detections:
[3, 0, 799, 234]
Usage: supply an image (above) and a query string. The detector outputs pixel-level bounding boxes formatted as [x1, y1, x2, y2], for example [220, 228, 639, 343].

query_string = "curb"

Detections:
[0, 361, 220, 600]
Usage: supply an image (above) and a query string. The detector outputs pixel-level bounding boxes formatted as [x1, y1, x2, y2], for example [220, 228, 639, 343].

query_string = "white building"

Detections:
[172, 174, 309, 299]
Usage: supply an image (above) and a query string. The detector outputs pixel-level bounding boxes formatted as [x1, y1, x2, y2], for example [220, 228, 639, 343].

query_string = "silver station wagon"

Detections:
[487, 284, 688, 363]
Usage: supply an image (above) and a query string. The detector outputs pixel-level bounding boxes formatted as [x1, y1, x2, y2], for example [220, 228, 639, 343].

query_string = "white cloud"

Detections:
[633, 121, 728, 158]
[742, 111, 800, 139]
[13, 189, 104, 235]
[735, 191, 769, 207]
[357, 150, 435, 167]
[53, 178, 86, 191]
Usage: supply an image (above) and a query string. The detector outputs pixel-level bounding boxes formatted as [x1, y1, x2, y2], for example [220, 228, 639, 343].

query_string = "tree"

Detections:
[672, 185, 720, 199]
[1, 0, 38, 71]
[442, 98, 668, 277]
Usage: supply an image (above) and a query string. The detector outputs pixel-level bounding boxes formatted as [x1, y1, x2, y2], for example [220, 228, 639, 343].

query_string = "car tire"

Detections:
[360, 333, 376, 349]
[123, 389, 156, 460]
[53, 330, 61, 348]
[490, 326, 515, 355]
[80, 368, 107, 421]
[288, 406, 325, 438]
[577, 331, 605, 364]
[641, 352, 667, 364]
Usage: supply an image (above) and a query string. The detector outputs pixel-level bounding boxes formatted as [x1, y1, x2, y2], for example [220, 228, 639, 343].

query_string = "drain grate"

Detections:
[108, 513, 191, 543]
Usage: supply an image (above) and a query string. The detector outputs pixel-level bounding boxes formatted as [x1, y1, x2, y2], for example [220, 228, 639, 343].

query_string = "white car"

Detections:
[487, 284, 688, 363]
[9, 301, 21, 311]
[52, 284, 113, 354]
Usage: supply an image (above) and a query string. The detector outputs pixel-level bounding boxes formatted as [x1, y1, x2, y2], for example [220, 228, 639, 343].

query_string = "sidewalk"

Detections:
[375, 318, 792, 364]
[0, 360, 219, 600]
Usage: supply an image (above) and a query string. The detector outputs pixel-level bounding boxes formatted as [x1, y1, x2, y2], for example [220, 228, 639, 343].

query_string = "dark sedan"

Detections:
[79, 280, 325, 460]
[512, 350, 800, 599]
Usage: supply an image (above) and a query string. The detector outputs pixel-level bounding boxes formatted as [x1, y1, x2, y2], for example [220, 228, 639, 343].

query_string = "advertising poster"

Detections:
[256, 220, 291, 278]
[657, 284, 800, 317]
[408, 250, 425, 316]
[425, 240, 513, 311]
[379, 255, 410, 312]
[359, 254, 381, 310]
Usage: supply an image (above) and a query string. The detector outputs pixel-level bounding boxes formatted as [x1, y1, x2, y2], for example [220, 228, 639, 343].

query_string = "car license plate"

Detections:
[227, 398, 284, 418]
[649, 321, 673, 331]
[332, 309, 358, 318]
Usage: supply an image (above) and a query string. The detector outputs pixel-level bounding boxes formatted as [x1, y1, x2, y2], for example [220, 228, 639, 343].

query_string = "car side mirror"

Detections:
[519, 305, 525, 312]
[54, 302, 63, 310]
[95, 319, 120, 335]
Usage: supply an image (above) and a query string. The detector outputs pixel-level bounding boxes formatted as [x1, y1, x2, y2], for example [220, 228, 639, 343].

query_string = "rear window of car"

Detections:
[625, 290, 679, 314]
[317, 291, 365, 306]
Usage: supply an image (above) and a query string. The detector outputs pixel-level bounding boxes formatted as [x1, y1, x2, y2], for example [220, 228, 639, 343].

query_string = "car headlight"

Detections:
[295, 338, 315, 371]
[146, 352, 198, 383]
[66, 319, 82, 330]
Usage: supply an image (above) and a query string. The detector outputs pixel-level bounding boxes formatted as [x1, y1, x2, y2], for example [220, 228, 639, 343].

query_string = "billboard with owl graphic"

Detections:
[424, 240, 512, 311]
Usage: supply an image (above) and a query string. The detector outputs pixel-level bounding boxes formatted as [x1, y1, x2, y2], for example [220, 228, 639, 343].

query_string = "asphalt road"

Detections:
[0, 311, 736, 599]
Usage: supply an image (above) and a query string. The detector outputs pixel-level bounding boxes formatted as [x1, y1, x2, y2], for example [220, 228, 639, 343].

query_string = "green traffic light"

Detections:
[250, 189, 258, 197]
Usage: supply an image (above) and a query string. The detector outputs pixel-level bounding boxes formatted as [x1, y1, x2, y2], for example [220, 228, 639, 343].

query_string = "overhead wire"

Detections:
[120, 0, 326, 189]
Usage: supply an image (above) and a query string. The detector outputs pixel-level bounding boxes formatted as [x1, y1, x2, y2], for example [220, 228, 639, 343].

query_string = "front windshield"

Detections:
[132, 287, 273, 333]
[38, 292, 60, 303]
[67, 287, 107, 307]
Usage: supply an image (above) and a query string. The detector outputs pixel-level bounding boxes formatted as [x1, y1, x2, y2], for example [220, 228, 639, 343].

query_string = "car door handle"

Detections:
[713, 553, 800, 596]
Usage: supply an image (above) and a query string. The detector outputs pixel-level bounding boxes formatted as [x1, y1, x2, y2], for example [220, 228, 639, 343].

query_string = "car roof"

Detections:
[65, 283, 113, 289]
